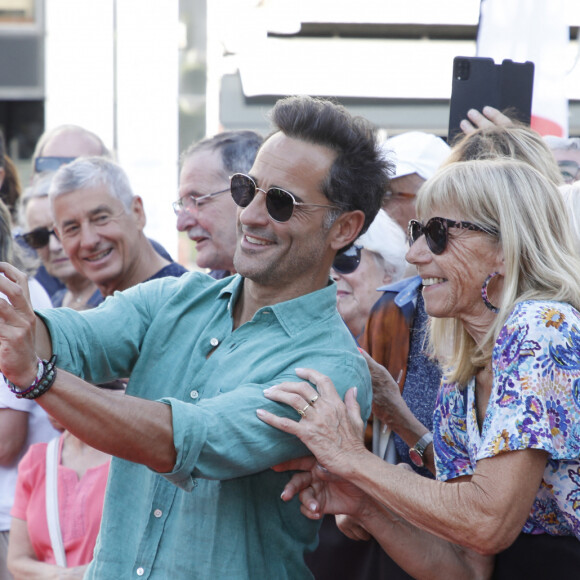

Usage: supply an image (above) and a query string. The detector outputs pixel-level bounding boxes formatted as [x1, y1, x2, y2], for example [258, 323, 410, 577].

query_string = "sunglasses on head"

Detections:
[332, 245, 362, 275]
[21, 227, 58, 250]
[408, 217, 496, 255]
[34, 156, 76, 174]
[230, 173, 339, 223]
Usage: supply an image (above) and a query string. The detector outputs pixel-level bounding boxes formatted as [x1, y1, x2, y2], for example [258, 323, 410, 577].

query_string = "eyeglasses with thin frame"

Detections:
[20, 227, 59, 250]
[172, 188, 230, 215]
[557, 160, 580, 184]
[408, 217, 497, 255]
[230, 173, 341, 223]
[332, 245, 362, 275]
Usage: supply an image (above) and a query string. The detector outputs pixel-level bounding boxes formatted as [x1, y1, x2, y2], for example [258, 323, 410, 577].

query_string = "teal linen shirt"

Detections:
[37, 272, 371, 579]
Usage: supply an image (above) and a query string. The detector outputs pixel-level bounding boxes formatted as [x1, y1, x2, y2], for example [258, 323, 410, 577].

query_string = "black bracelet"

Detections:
[4, 355, 58, 400]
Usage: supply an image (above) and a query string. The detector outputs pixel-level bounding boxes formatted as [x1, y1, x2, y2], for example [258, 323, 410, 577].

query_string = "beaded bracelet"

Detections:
[3, 355, 58, 400]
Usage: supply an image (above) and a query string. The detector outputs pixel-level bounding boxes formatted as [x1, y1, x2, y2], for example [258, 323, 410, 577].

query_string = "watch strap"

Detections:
[409, 431, 433, 467]
[413, 432, 433, 454]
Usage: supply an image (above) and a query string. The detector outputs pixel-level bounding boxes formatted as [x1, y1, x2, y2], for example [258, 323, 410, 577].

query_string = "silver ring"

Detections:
[297, 403, 310, 418]
[310, 395, 319, 405]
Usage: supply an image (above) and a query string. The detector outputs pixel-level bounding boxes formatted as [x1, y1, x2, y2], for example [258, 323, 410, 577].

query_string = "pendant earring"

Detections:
[481, 272, 500, 313]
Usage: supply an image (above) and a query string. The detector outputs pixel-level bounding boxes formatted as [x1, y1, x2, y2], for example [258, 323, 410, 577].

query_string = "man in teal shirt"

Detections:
[0, 96, 390, 579]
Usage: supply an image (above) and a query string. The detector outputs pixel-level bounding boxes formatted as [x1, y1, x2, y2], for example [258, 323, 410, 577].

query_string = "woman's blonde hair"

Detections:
[417, 158, 580, 385]
[559, 182, 580, 255]
[446, 123, 563, 187]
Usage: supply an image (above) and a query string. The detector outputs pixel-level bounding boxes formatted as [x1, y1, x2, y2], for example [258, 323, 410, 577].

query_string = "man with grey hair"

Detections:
[175, 130, 263, 277]
[543, 135, 580, 184]
[29, 124, 174, 300]
[49, 156, 186, 297]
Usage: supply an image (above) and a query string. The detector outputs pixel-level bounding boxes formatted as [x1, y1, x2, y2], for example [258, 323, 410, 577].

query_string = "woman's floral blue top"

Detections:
[434, 300, 580, 538]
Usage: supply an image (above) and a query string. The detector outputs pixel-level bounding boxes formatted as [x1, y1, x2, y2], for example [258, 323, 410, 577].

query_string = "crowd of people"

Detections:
[0, 97, 578, 580]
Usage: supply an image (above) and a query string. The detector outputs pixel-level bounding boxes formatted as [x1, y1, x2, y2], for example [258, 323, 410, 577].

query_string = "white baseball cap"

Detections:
[383, 132, 451, 180]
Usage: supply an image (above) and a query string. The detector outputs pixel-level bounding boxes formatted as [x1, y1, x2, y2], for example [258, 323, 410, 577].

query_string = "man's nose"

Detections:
[176, 207, 198, 231]
[79, 222, 101, 247]
[238, 189, 269, 227]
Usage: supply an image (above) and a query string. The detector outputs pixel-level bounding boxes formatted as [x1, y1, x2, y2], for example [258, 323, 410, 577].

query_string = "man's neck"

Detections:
[64, 272, 96, 296]
[232, 276, 328, 329]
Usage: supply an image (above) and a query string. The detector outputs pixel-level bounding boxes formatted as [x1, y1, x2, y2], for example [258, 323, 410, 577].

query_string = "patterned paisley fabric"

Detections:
[434, 300, 580, 539]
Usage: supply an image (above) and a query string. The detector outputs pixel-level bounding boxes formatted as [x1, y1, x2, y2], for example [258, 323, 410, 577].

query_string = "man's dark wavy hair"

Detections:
[269, 96, 392, 238]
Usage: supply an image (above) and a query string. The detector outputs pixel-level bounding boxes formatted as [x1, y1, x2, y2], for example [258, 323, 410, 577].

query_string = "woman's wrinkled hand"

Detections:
[361, 350, 404, 426]
[257, 367, 366, 473]
[273, 455, 371, 520]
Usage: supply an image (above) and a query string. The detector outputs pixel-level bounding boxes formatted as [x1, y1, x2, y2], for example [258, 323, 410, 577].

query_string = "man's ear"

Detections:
[131, 196, 147, 230]
[329, 210, 365, 251]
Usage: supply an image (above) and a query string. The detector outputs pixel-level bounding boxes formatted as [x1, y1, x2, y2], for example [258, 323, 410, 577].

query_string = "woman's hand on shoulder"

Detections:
[257, 368, 366, 472]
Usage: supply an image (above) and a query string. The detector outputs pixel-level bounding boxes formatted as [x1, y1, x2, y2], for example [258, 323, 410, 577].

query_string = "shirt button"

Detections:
[190, 390, 199, 400]
[210, 337, 219, 347]
[136, 567, 145, 576]
[153, 509, 162, 518]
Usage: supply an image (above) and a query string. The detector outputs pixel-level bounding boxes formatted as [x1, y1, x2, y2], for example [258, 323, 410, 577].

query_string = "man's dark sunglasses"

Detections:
[408, 217, 497, 255]
[230, 173, 339, 223]
[21, 227, 59, 249]
[34, 156, 76, 173]
[332, 245, 362, 275]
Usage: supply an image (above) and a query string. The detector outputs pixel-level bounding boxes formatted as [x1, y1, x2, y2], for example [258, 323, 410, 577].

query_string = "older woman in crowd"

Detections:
[20, 174, 100, 310]
[258, 158, 580, 579]
[331, 209, 407, 341]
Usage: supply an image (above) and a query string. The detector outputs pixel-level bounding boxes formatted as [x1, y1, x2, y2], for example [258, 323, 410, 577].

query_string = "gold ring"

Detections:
[297, 403, 310, 418]
[310, 395, 319, 405]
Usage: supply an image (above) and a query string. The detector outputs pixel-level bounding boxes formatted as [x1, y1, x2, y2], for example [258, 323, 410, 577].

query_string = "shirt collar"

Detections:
[377, 275, 423, 308]
[218, 274, 244, 312]
[218, 274, 338, 337]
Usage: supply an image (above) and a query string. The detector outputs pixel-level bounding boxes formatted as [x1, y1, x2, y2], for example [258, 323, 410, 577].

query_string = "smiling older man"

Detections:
[48, 157, 187, 297]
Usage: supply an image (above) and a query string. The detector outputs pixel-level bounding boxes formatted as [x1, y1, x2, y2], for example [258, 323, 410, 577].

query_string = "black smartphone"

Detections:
[447, 56, 535, 143]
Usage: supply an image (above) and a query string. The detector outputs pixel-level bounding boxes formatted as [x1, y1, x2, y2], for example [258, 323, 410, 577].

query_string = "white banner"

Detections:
[476, 0, 569, 137]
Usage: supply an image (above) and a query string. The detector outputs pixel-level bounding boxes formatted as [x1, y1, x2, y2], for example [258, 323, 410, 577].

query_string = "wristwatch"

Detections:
[408, 432, 433, 468]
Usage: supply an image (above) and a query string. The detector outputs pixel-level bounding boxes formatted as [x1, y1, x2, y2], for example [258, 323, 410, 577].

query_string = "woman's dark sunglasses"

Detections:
[332, 245, 362, 275]
[230, 173, 339, 223]
[21, 227, 58, 250]
[408, 217, 496, 255]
